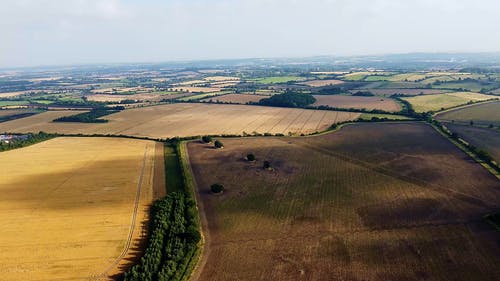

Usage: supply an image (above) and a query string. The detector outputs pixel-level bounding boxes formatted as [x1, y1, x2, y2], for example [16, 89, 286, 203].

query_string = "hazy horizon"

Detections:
[2, 0, 500, 68]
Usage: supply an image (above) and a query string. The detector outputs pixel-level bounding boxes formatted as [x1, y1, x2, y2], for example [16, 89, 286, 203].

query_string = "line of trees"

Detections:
[123, 143, 200, 281]
[53, 107, 123, 123]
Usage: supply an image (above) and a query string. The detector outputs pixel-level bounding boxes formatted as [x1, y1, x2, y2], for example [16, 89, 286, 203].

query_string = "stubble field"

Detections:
[0, 137, 162, 280]
[0, 103, 360, 138]
[187, 122, 500, 281]
[312, 95, 401, 112]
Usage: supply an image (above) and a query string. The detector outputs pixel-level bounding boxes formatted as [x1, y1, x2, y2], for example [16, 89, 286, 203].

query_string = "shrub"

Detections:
[263, 161, 272, 170]
[214, 140, 224, 149]
[246, 153, 255, 161]
[210, 184, 224, 194]
[202, 136, 212, 143]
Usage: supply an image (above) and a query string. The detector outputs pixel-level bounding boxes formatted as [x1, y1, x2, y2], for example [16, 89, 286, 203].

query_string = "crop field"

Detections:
[170, 86, 222, 93]
[0, 137, 161, 280]
[402, 92, 497, 112]
[358, 113, 412, 120]
[432, 81, 486, 92]
[87, 93, 189, 103]
[0, 103, 360, 137]
[187, 122, 500, 281]
[444, 123, 500, 163]
[362, 89, 448, 97]
[436, 101, 500, 127]
[200, 93, 265, 104]
[363, 88, 450, 97]
[312, 95, 401, 112]
[299, 79, 344, 87]
[177, 91, 232, 101]
[0, 91, 30, 98]
[256, 76, 306, 84]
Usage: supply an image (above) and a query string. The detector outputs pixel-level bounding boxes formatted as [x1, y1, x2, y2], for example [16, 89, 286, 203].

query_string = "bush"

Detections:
[210, 184, 224, 194]
[214, 140, 224, 149]
[263, 161, 272, 170]
[202, 136, 212, 143]
[246, 153, 255, 161]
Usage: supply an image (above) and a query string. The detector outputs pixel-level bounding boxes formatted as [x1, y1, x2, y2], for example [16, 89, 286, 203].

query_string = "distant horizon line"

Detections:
[2, 51, 500, 72]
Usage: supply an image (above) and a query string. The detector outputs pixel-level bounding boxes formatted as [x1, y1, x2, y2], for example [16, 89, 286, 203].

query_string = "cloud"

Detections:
[0, 0, 499, 67]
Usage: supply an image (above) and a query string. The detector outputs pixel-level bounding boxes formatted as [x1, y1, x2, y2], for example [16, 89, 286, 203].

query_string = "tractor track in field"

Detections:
[93, 144, 151, 280]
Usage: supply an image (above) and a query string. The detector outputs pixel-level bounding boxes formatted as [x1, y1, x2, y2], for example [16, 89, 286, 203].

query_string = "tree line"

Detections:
[123, 143, 200, 281]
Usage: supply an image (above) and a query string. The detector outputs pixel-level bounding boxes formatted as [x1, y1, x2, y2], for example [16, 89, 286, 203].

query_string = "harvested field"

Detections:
[187, 122, 500, 281]
[0, 137, 161, 280]
[87, 93, 189, 103]
[0, 91, 30, 98]
[0, 108, 40, 118]
[436, 101, 500, 127]
[403, 92, 497, 112]
[299, 79, 344, 87]
[363, 88, 449, 97]
[170, 86, 222, 93]
[200, 93, 265, 104]
[312, 95, 401, 112]
[0, 103, 360, 137]
[203, 76, 240, 82]
[444, 123, 500, 163]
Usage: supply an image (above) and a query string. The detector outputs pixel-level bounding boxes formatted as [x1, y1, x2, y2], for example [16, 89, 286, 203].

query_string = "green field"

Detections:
[358, 113, 412, 120]
[256, 76, 306, 84]
[436, 101, 500, 127]
[0, 100, 30, 107]
[403, 92, 497, 112]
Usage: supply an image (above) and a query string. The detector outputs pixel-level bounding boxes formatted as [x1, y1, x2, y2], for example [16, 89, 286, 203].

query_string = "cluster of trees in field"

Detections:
[257, 91, 316, 108]
[53, 107, 123, 123]
[351, 91, 375, 96]
[0, 132, 55, 152]
[123, 143, 200, 281]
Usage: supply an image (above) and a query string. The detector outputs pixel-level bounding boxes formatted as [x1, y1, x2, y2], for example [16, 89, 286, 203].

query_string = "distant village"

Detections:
[0, 134, 30, 144]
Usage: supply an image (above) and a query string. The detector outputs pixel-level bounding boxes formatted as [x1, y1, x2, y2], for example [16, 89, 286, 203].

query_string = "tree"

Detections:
[214, 140, 224, 149]
[211, 184, 224, 194]
[202, 136, 212, 143]
[263, 161, 272, 170]
[246, 153, 255, 161]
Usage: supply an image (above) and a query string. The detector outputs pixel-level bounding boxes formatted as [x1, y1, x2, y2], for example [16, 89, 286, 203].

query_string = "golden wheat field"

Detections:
[0, 137, 160, 281]
[0, 103, 360, 137]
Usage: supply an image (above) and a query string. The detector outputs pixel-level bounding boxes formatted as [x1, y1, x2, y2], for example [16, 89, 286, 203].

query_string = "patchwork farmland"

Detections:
[187, 123, 500, 281]
[0, 137, 163, 280]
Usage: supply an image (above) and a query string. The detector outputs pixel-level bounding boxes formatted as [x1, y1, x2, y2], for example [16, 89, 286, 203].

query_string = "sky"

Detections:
[1, 0, 500, 68]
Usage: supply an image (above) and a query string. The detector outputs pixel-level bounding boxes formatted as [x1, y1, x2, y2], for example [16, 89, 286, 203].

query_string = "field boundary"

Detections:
[430, 123, 500, 180]
[178, 141, 206, 281]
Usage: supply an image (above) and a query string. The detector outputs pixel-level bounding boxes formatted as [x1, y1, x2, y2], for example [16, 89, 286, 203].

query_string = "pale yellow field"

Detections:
[0, 91, 30, 98]
[203, 76, 240, 82]
[0, 103, 360, 137]
[403, 92, 497, 112]
[170, 86, 222, 93]
[0, 137, 158, 281]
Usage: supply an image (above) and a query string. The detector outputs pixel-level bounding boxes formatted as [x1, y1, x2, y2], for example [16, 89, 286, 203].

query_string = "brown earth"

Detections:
[187, 122, 500, 281]
[312, 95, 401, 112]
[201, 94, 265, 104]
